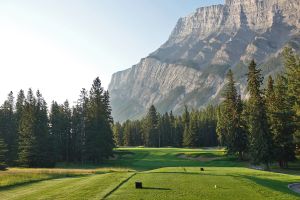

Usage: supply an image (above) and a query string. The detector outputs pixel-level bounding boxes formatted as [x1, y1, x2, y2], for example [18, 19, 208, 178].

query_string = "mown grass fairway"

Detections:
[0, 148, 299, 200]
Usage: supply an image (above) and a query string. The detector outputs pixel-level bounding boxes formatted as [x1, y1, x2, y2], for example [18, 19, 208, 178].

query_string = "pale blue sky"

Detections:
[0, 0, 224, 104]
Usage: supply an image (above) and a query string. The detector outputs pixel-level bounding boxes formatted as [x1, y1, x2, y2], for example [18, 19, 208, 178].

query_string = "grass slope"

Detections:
[0, 148, 299, 200]
[109, 167, 299, 200]
[0, 172, 133, 200]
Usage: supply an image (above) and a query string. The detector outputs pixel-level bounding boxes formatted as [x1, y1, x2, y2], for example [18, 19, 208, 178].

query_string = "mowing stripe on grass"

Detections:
[102, 173, 137, 200]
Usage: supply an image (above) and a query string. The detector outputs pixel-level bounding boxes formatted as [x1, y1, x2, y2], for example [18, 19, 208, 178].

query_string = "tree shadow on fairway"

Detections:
[141, 187, 171, 191]
[241, 175, 300, 197]
[105, 156, 244, 171]
[0, 174, 89, 192]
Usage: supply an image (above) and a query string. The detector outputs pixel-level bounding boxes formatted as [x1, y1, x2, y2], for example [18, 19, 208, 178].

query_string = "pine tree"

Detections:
[169, 111, 176, 146]
[0, 92, 17, 165]
[0, 136, 8, 170]
[235, 94, 248, 160]
[132, 120, 143, 146]
[283, 47, 300, 154]
[62, 100, 72, 162]
[50, 101, 62, 162]
[103, 91, 113, 124]
[188, 112, 198, 147]
[113, 122, 123, 146]
[216, 105, 226, 146]
[182, 106, 191, 147]
[17, 89, 38, 167]
[34, 90, 52, 167]
[143, 105, 159, 147]
[158, 112, 172, 147]
[270, 75, 295, 168]
[75, 88, 88, 163]
[123, 120, 133, 146]
[15, 90, 25, 164]
[266, 76, 276, 125]
[174, 116, 184, 147]
[246, 60, 273, 169]
[85, 77, 114, 162]
[206, 105, 218, 147]
[221, 70, 238, 152]
[16, 90, 25, 125]
[217, 70, 247, 159]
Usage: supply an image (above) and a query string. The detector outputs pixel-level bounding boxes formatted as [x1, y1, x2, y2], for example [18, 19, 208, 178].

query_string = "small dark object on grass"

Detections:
[135, 181, 143, 189]
[200, 168, 204, 171]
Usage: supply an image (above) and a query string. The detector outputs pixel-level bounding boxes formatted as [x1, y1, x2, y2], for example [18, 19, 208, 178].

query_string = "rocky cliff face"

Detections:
[109, 0, 300, 122]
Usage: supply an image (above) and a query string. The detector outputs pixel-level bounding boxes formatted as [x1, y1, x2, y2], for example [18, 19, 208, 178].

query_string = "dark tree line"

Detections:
[113, 105, 218, 148]
[217, 48, 299, 169]
[0, 77, 114, 169]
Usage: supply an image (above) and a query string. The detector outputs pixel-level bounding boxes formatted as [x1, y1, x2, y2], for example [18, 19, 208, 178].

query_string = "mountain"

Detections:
[108, 0, 300, 122]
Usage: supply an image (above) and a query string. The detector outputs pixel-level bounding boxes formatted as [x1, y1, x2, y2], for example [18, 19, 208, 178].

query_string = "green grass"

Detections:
[0, 172, 133, 200]
[0, 147, 299, 200]
[108, 167, 299, 200]
[0, 167, 131, 189]
[102, 147, 244, 171]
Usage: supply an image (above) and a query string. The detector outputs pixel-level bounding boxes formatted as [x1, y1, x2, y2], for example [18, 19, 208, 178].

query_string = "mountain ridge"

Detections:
[109, 0, 300, 122]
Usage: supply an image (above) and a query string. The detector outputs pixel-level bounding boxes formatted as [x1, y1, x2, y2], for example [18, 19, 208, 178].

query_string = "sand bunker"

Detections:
[288, 183, 300, 194]
[178, 154, 222, 162]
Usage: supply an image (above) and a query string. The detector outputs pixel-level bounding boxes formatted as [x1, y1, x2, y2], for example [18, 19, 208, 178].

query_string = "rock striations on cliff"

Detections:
[109, 0, 300, 122]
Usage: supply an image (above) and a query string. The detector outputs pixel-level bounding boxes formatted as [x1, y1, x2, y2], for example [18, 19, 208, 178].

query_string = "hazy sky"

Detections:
[0, 0, 224, 105]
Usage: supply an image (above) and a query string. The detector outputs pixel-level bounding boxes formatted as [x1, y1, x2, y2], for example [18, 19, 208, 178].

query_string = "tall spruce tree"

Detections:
[169, 111, 176, 146]
[188, 112, 199, 147]
[50, 100, 72, 163]
[235, 94, 248, 160]
[283, 47, 300, 154]
[216, 105, 226, 146]
[266, 76, 276, 124]
[50, 101, 62, 161]
[74, 88, 89, 163]
[85, 77, 114, 162]
[103, 91, 113, 124]
[0, 135, 8, 170]
[17, 89, 38, 167]
[269, 75, 295, 168]
[16, 90, 25, 126]
[0, 92, 17, 165]
[143, 105, 159, 147]
[182, 106, 192, 147]
[246, 60, 273, 169]
[174, 116, 184, 147]
[217, 70, 247, 159]
[123, 120, 133, 146]
[158, 113, 172, 147]
[113, 122, 123, 147]
[35, 90, 52, 167]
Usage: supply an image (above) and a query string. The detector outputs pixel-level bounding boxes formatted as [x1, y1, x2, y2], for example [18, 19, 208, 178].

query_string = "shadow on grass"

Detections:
[0, 174, 89, 192]
[146, 171, 239, 178]
[141, 187, 171, 191]
[103, 158, 246, 171]
[144, 171, 300, 196]
[241, 175, 300, 197]
[56, 148, 246, 172]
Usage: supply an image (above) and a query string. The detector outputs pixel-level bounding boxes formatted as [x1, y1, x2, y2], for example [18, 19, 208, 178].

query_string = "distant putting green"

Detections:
[0, 148, 299, 200]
